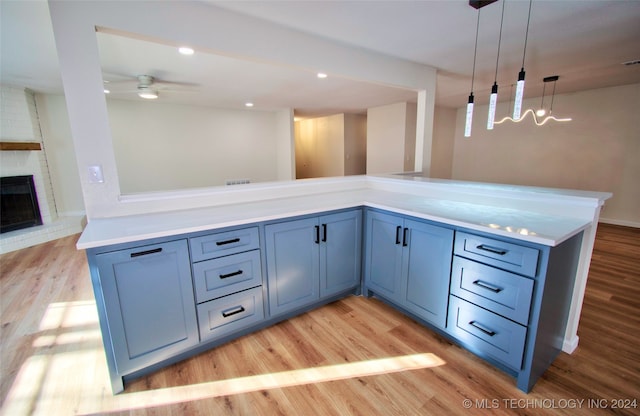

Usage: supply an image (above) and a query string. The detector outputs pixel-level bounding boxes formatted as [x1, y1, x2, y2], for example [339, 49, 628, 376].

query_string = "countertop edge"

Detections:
[77, 177, 604, 250]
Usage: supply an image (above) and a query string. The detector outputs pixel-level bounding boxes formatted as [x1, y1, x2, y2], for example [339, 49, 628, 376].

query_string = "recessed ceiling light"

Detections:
[245, 102, 254, 107]
[103, 89, 110, 94]
[317, 72, 328, 79]
[178, 46, 195, 56]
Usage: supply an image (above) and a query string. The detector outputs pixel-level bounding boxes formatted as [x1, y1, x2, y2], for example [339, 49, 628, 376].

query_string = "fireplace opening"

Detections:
[1, 175, 43, 234]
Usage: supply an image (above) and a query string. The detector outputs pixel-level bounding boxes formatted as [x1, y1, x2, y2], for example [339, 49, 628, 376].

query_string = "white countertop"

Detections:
[76, 176, 611, 249]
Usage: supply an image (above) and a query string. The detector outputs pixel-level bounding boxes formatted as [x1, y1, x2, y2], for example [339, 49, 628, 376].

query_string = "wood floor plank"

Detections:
[1, 224, 639, 415]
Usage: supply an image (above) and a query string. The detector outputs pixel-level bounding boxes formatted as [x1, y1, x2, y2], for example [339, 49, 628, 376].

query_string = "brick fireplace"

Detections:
[0, 85, 83, 254]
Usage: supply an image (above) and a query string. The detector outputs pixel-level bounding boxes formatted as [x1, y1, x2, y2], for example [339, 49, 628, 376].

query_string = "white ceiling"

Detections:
[2, 0, 639, 116]
[95, 29, 418, 117]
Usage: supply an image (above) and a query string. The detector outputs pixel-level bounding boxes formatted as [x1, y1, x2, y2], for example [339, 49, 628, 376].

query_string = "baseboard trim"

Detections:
[562, 335, 579, 354]
[599, 218, 640, 228]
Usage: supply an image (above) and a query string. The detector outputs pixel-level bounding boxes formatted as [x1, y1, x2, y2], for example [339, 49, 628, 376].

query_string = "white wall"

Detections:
[403, 102, 417, 171]
[47, 0, 436, 219]
[295, 113, 366, 179]
[34, 93, 84, 215]
[430, 106, 456, 179]
[367, 102, 416, 174]
[275, 108, 295, 182]
[295, 114, 345, 178]
[105, 99, 280, 193]
[449, 83, 640, 227]
[343, 114, 367, 176]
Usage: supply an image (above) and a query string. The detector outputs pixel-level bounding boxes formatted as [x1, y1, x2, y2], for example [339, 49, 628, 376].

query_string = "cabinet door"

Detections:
[319, 210, 362, 297]
[95, 240, 198, 375]
[265, 218, 320, 316]
[364, 211, 403, 301]
[401, 220, 454, 329]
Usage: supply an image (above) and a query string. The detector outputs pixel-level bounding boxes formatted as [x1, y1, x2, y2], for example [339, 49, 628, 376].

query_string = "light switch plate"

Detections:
[88, 165, 104, 183]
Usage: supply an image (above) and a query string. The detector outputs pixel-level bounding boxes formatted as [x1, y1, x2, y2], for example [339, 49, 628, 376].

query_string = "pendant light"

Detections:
[464, 8, 481, 138]
[543, 75, 572, 124]
[536, 78, 549, 117]
[487, 0, 506, 130]
[495, 75, 572, 126]
[513, 0, 533, 121]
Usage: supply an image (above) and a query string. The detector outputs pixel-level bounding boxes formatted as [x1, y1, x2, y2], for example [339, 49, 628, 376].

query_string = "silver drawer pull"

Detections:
[476, 244, 508, 255]
[222, 306, 245, 318]
[219, 270, 243, 279]
[469, 320, 497, 337]
[473, 279, 503, 293]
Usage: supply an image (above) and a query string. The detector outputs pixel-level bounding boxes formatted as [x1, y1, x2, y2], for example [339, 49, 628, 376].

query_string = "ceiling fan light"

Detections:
[138, 89, 158, 99]
[178, 46, 195, 55]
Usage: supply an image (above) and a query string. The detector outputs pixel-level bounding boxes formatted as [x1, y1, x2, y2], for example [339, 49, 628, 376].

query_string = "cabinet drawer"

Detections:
[454, 232, 539, 277]
[190, 227, 260, 262]
[197, 287, 264, 341]
[192, 249, 262, 303]
[447, 296, 527, 370]
[451, 257, 533, 325]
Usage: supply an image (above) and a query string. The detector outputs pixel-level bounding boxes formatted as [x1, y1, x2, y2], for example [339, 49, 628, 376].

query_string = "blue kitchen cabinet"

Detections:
[189, 226, 265, 343]
[265, 209, 362, 317]
[92, 239, 199, 390]
[364, 210, 454, 329]
[448, 230, 583, 392]
[320, 210, 362, 297]
[265, 217, 320, 316]
[363, 211, 404, 302]
[402, 219, 454, 329]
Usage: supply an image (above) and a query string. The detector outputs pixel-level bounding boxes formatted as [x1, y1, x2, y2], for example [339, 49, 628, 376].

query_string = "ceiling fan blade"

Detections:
[152, 79, 200, 88]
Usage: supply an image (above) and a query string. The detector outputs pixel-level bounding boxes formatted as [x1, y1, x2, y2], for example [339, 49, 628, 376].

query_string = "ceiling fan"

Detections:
[103, 74, 197, 100]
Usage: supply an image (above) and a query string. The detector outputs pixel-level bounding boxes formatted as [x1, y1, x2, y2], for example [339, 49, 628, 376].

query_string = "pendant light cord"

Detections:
[549, 79, 557, 114]
[521, 0, 533, 68]
[470, 9, 481, 92]
[493, 0, 506, 83]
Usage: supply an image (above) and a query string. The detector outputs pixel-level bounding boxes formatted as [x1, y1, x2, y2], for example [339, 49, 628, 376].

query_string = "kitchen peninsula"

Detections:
[77, 175, 610, 394]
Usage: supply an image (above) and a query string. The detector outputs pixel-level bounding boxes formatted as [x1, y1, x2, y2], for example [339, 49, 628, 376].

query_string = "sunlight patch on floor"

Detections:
[1, 300, 105, 416]
[82, 353, 446, 414]
[1, 299, 446, 416]
[38, 300, 99, 330]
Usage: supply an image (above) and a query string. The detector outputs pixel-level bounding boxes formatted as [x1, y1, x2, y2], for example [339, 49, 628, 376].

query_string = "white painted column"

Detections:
[276, 108, 295, 181]
[562, 207, 603, 353]
[415, 88, 436, 175]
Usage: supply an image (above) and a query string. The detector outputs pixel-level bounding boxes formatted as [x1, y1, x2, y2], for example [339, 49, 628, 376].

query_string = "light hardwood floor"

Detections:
[1, 224, 638, 415]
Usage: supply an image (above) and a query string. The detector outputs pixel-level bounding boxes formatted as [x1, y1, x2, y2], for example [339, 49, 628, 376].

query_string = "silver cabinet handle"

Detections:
[469, 320, 497, 336]
[473, 279, 503, 293]
[476, 244, 508, 255]
[222, 306, 245, 318]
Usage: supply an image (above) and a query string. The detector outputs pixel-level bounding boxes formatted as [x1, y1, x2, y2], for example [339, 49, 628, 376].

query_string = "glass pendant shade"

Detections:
[513, 69, 526, 120]
[464, 93, 474, 137]
[487, 83, 498, 129]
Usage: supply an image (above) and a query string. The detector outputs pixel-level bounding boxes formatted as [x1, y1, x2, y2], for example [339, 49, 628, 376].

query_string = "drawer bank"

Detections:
[78, 176, 609, 394]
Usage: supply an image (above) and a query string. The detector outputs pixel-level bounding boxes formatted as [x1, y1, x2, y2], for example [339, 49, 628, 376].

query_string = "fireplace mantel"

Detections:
[0, 141, 42, 151]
